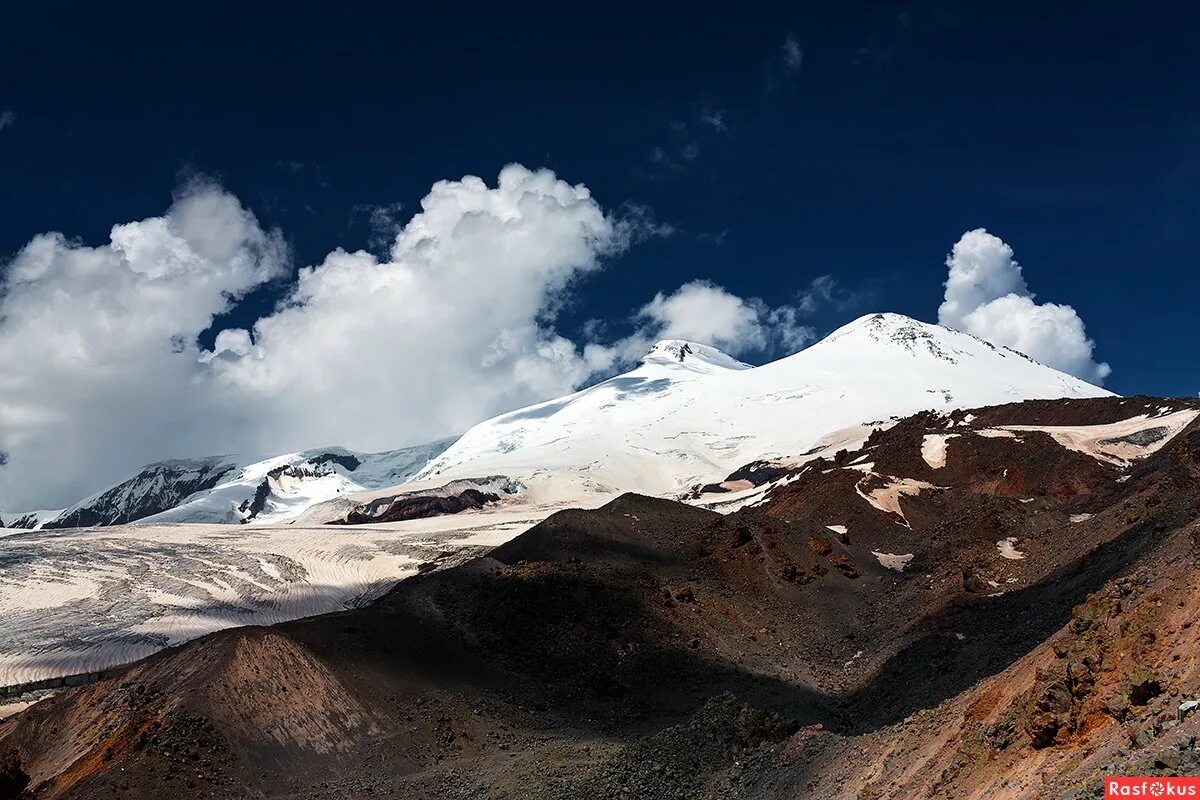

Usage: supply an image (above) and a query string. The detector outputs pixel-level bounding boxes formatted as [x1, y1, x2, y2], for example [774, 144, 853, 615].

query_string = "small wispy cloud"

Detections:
[766, 33, 804, 93]
[615, 201, 678, 241]
[782, 34, 804, 74]
[0, 110, 16, 132]
[349, 202, 406, 253]
[698, 229, 729, 246]
[850, 6, 923, 69]
[697, 107, 730, 136]
[646, 146, 684, 174]
[644, 106, 732, 178]
[851, 43, 895, 68]
[796, 275, 870, 314]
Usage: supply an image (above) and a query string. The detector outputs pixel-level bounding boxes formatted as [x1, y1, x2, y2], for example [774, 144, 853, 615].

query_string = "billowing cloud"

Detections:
[0, 165, 791, 510]
[638, 280, 813, 353]
[0, 181, 287, 509]
[587, 280, 815, 370]
[938, 228, 1110, 384]
[203, 166, 630, 454]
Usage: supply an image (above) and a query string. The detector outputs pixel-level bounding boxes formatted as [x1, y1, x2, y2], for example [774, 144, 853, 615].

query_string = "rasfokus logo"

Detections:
[1107, 777, 1200, 797]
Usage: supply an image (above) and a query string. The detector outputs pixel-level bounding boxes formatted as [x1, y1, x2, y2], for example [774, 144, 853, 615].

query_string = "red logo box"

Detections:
[1106, 777, 1200, 798]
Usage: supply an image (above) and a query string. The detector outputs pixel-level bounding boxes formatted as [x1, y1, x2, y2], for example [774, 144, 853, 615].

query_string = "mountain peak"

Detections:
[829, 312, 933, 338]
[822, 312, 1005, 363]
[641, 340, 751, 372]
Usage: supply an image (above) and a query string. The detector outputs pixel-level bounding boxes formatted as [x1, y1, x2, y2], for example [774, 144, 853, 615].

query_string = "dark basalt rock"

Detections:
[332, 488, 501, 525]
[238, 478, 273, 521]
[724, 460, 794, 485]
[310, 452, 362, 471]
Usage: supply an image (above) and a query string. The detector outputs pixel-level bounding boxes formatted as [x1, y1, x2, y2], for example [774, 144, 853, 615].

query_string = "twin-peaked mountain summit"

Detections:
[1, 313, 1110, 531]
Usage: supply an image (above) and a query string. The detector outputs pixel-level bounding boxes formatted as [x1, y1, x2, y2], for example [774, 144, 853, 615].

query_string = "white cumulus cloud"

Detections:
[587, 280, 815, 369]
[0, 181, 287, 509]
[638, 280, 814, 353]
[0, 165, 802, 510]
[202, 165, 630, 457]
[937, 228, 1110, 384]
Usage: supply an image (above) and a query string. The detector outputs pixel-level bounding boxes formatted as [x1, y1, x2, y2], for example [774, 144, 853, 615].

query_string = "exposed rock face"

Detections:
[44, 458, 239, 528]
[331, 487, 501, 524]
[309, 452, 362, 471]
[3, 395, 1199, 800]
[237, 457, 359, 522]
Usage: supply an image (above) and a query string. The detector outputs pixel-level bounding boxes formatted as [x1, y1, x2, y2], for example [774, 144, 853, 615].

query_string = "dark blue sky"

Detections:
[2, 1, 1196, 396]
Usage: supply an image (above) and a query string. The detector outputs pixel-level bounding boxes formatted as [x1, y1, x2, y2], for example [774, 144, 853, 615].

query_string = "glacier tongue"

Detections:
[412, 313, 1113, 507]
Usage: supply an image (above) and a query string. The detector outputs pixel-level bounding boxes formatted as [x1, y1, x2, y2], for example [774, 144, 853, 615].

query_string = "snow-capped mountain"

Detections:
[21, 313, 1112, 531]
[0, 508, 63, 532]
[35, 440, 455, 529]
[43, 456, 246, 529]
[412, 313, 1112, 504]
[141, 441, 456, 525]
[0, 311, 1123, 700]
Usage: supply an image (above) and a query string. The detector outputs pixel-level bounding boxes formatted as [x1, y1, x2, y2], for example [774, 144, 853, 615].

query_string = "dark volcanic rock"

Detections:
[310, 451, 362, 471]
[332, 487, 501, 524]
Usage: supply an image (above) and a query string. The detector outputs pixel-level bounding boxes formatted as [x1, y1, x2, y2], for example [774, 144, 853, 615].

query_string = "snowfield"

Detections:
[414, 314, 1111, 505]
[0, 313, 1116, 692]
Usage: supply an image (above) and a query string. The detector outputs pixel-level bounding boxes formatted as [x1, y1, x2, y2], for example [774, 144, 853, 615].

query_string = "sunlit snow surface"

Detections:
[414, 314, 1112, 503]
[0, 506, 558, 689]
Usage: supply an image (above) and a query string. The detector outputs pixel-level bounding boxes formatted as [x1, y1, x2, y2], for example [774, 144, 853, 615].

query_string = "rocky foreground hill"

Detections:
[2, 395, 1199, 799]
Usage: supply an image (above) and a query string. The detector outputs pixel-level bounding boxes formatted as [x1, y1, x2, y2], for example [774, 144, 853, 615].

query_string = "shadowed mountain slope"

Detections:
[2, 396, 1198, 799]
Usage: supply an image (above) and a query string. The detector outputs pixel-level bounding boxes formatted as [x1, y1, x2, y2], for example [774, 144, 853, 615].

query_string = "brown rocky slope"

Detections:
[1, 396, 1198, 799]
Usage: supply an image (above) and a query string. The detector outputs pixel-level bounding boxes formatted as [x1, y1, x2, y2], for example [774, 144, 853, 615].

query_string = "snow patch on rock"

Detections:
[920, 434, 959, 468]
[999, 409, 1198, 466]
[997, 537, 1025, 560]
[872, 551, 914, 571]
